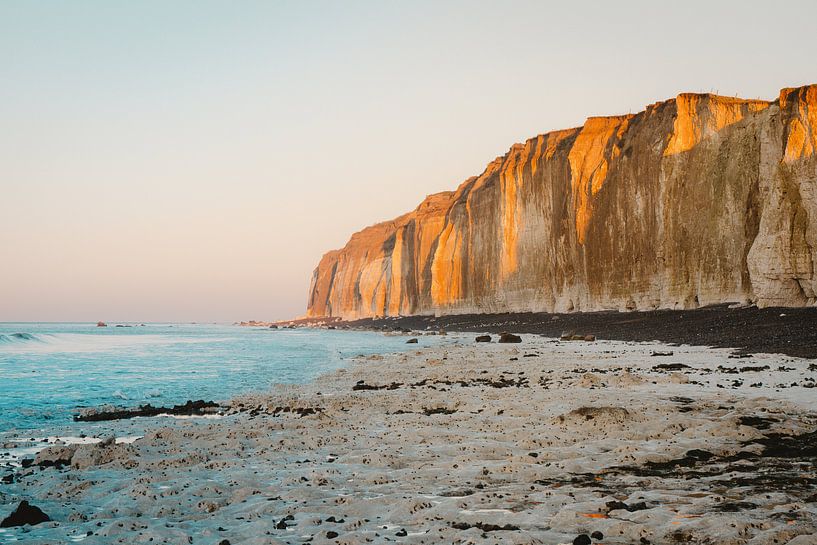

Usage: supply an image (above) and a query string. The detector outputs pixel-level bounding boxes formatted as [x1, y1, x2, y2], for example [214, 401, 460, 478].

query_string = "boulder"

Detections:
[498, 332, 522, 343]
[475, 335, 492, 343]
[406, 338, 418, 344]
[96, 321, 107, 327]
[561, 331, 595, 341]
[34, 445, 78, 468]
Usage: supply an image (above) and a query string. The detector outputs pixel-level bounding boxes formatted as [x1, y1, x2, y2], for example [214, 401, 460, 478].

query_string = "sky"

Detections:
[1, 0, 815, 322]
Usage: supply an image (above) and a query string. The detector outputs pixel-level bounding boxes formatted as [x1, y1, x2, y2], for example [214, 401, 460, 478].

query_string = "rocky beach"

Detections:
[2, 330, 816, 544]
[4, 4, 816, 544]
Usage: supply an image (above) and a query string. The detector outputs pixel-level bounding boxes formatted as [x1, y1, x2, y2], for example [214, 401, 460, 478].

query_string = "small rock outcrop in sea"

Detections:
[0, 500, 51, 528]
[74, 399, 221, 422]
[475, 335, 492, 342]
[96, 321, 107, 327]
[406, 338, 418, 344]
[307, 84, 817, 319]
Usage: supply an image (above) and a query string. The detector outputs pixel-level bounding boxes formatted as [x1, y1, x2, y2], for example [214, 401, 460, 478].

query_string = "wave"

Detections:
[0, 332, 45, 343]
[0, 332, 231, 355]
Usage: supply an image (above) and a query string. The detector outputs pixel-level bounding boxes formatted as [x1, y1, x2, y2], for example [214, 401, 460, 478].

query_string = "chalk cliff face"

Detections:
[307, 85, 817, 319]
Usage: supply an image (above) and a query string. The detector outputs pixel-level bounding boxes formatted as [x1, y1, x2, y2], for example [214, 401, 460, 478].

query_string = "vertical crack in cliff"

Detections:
[664, 94, 770, 157]
[782, 86, 817, 161]
[568, 115, 633, 245]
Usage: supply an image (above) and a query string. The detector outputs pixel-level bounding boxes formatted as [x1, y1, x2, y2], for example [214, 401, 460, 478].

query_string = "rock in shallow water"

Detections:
[35, 444, 78, 468]
[498, 332, 522, 343]
[75, 399, 221, 421]
[0, 500, 51, 527]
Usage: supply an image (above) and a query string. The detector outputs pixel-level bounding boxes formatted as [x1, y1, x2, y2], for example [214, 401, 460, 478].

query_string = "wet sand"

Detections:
[1, 334, 816, 544]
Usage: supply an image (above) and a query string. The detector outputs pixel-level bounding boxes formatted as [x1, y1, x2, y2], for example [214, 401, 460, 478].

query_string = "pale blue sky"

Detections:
[2, 0, 815, 321]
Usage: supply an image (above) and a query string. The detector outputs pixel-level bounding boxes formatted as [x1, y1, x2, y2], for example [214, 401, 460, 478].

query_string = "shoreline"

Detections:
[2, 334, 816, 543]
[335, 304, 817, 359]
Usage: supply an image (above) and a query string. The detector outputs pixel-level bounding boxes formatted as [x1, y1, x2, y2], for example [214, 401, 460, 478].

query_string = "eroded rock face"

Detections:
[308, 85, 817, 319]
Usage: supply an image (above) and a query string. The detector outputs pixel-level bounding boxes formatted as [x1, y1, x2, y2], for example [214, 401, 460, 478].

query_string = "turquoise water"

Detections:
[0, 323, 419, 432]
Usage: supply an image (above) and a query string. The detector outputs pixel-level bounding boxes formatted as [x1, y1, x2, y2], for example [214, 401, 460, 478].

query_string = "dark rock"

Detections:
[1, 474, 13, 484]
[395, 529, 407, 537]
[606, 500, 649, 512]
[652, 363, 690, 371]
[650, 351, 674, 356]
[573, 535, 591, 545]
[352, 381, 402, 391]
[326, 530, 339, 538]
[96, 321, 107, 327]
[475, 335, 492, 343]
[711, 501, 758, 512]
[422, 407, 456, 416]
[219, 540, 231, 545]
[406, 338, 418, 344]
[1, 500, 51, 527]
[451, 522, 519, 532]
[738, 415, 780, 430]
[740, 365, 770, 372]
[20, 458, 34, 468]
[75, 399, 221, 422]
[591, 531, 604, 540]
[498, 332, 522, 343]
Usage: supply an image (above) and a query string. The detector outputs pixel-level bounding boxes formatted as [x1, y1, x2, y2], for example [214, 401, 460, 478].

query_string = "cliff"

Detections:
[307, 85, 817, 319]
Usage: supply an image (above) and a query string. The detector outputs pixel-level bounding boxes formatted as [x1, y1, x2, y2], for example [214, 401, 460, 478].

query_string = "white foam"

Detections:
[160, 413, 224, 420]
[0, 332, 232, 355]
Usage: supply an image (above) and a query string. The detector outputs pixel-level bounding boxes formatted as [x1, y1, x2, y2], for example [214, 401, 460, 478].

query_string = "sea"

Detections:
[0, 322, 431, 434]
